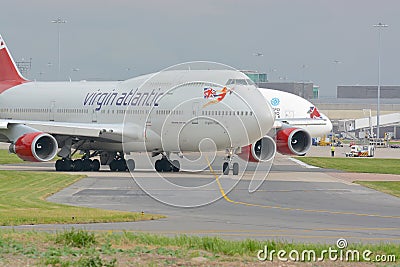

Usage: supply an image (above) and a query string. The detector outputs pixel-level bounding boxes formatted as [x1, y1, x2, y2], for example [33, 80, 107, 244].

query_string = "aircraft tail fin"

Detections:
[0, 35, 28, 83]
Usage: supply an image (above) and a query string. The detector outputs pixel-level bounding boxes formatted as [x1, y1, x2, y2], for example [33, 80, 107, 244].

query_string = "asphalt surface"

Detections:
[1, 152, 399, 244]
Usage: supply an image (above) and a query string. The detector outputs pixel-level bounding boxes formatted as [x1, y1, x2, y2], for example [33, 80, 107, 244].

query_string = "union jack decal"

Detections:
[203, 87, 217, 99]
[202, 86, 232, 108]
[308, 106, 322, 119]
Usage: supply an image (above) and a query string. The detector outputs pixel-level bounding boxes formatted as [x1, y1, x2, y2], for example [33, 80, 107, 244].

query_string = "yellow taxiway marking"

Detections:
[205, 157, 400, 219]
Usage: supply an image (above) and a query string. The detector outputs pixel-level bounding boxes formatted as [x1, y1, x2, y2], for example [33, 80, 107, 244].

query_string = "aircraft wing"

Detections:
[0, 119, 143, 142]
[273, 118, 330, 128]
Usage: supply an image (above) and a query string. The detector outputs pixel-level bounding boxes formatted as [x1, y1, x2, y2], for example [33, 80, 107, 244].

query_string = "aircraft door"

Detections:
[285, 110, 294, 118]
[145, 110, 152, 141]
[49, 101, 56, 121]
[92, 109, 98, 122]
[192, 101, 199, 124]
[146, 109, 152, 126]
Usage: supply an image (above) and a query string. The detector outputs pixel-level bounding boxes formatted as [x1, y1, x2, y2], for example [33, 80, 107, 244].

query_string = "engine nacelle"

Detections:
[238, 136, 276, 162]
[9, 132, 58, 162]
[275, 127, 311, 156]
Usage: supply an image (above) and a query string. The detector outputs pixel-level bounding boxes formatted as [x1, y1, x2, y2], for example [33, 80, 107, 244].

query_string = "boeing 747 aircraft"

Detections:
[258, 88, 332, 156]
[259, 88, 332, 137]
[0, 34, 275, 174]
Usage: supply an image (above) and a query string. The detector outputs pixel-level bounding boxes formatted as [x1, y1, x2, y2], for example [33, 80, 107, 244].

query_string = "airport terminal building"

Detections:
[316, 85, 400, 139]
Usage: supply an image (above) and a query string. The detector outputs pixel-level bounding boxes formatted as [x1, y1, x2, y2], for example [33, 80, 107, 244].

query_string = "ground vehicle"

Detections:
[345, 145, 375, 157]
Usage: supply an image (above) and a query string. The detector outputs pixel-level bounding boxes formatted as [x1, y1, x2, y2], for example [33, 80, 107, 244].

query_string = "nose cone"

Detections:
[322, 113, 333, 133]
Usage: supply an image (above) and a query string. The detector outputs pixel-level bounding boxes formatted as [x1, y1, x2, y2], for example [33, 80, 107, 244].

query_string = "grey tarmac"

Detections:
[1, 152, 399, 244]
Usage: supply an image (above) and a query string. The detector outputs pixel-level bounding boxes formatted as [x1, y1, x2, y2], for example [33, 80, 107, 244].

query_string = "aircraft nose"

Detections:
[327, 118, 333, 132]
[241, 86, 275, 143]
[321, 112, 333, 133]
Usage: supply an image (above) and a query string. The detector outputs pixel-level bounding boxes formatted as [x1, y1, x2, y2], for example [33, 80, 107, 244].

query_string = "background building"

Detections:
[337, 85, 400, 98]
[241, 70, 267, 84]
[242, 71, 316, 100]
[258, 81, 314, 100]
[316, 85, 400, 139]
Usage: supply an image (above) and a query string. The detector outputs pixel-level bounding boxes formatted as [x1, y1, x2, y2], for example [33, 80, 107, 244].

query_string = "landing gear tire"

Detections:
[223, 162, 229, 175]
[109, 161, 116, 171]
[55, 159, 63, 171]
[91, 159, 100, 171]
[82, 159, 92, 171]
[161, 159, 172, 172]
[126, 159, 135, 171]
[72, 159, 83, 171]
[155, 157, 177, 172]
[55, 159, 73, 171]
[109, 159, 127, 172]
[232, 162, 239, 175]
[171, 160, 180, 172]
[155, 159, 162, 172]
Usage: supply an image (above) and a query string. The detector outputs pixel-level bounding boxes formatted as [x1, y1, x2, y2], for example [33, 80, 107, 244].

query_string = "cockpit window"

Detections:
[236, 79, 247, 85]
[226, 79, 234, 85]
[225, 79, 255, 86]
[246, 79, 255, 85]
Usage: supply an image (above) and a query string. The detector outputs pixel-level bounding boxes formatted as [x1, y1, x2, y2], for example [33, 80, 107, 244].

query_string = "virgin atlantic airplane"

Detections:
[0, 34, 275, 175]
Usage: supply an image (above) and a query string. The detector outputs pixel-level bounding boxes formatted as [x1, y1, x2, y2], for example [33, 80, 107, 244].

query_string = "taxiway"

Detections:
[1, 152, 399, 244]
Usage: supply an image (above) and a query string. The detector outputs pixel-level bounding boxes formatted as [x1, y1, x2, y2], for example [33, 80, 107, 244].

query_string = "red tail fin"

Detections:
[0, 35, 28, 93]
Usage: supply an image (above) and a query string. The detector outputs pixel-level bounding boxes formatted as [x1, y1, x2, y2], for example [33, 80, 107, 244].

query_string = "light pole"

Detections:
[373, 22, 388, 139]
[51, 17, 67, 78]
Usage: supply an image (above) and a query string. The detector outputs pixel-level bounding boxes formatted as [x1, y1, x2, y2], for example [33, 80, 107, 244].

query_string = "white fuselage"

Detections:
[258, 88, 332, 137]
[0, 70, 275, 153]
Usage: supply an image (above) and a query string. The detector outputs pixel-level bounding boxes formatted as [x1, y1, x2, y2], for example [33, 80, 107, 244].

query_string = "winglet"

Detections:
[0, 35, 28, 92]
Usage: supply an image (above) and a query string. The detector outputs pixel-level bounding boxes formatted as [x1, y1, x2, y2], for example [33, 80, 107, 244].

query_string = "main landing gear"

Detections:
[55, 148, 136, 173]
[109, 152, 135, 172]
[155, 155, 180, 172]
[222, 149, 239, 175]
[55, 141, 101, 172]
[55, 158, 100, 172]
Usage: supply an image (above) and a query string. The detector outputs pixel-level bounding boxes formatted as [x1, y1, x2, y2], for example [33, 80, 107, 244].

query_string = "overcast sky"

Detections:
[1, 0, 399, 97]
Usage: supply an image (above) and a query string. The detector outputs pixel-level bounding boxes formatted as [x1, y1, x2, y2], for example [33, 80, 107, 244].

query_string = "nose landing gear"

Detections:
[222, 148, 239, 175]
[222, 161, 239, 175]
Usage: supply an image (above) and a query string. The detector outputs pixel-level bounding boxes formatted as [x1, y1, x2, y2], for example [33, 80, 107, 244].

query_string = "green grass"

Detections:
[0, 170, 163, 225]
[116, 232, 400, 259]
[355, 181, 400, 198]
[296, 157, 400, 175]
[56, 228, 97, 248]
[0, 149, 24, 164]
[0, 149, 82, 164]
[0, 230, 398, 266]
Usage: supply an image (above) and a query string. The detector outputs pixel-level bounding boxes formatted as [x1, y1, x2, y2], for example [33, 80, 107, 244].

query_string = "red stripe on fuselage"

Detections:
[0, 80, 28, 94]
